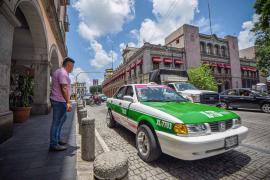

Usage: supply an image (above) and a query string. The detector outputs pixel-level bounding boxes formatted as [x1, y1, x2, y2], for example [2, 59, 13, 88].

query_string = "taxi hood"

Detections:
[142, 101, 239, 124]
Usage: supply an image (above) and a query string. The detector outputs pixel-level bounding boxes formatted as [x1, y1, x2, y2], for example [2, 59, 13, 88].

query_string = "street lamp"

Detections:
[75, 71, 102, 100]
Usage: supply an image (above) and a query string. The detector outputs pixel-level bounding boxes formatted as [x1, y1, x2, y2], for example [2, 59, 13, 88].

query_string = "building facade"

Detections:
[102, 43, 185, 97]
[0, 0, 69, 143]
[71, 82, 87, 98]
[102, 24, 260, 97]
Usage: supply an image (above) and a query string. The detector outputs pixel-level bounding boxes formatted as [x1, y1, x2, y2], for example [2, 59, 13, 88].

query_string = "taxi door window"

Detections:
[114, 87, 126, 99]
[125, 86, 134, 97]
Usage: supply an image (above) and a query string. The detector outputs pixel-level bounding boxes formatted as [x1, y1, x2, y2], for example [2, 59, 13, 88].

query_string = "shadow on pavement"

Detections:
[113, 124, 251, 180]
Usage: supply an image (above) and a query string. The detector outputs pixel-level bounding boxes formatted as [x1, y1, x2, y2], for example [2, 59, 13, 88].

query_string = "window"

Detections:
[164, 63, 170, 68]
[226, 89, 238, 96]
[139, 64, 143, 74]
[114, 87, 126, 99]
[174, 63, 181, 69]
[153, 63, 159, 70]
[200, 42, 206, 53]
[125, 86, 134, 97]
[168, 84, 175, 90]
[218, 67, 222, 74]
[239, 89, 251, 96]
[176, 39, 179, 44]
[221, 46, 226, 57]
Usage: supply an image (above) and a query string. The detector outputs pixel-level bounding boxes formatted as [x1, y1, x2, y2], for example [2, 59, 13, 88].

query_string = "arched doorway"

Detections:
[10, 1, 50, 115]
[49, 45, 60, 75]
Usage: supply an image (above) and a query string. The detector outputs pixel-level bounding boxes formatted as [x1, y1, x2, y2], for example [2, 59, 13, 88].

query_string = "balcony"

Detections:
[64, 15, 69, 32]
[60, 0, 70, 6]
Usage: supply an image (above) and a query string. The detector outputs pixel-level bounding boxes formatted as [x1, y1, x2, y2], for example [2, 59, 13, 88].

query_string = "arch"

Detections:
[206, 43, 213, 55]
[225, 81, 231, 90]
[200, 41, 206, 53]
[11, 0, 50, 115]
[49, 44, 60, 75]
[221, 46, 227, 57]
[214, 44, 220, 56]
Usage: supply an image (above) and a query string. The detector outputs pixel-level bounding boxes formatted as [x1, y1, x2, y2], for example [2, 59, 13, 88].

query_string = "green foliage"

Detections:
[90, 85, 102, 94]
[10, 74, 34, 107]
[187, 64, 218, 91]
[253, 0, 270, 74]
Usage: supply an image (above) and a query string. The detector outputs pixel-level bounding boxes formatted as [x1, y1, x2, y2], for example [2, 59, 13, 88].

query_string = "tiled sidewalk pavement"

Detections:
[0, 104, 78, 180]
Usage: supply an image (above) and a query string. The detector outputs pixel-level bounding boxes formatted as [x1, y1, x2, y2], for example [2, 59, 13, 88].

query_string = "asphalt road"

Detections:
[88, 104, 270, 180]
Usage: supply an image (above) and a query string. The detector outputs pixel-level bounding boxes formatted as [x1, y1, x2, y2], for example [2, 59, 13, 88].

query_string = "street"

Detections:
[88, 103, 270, 180]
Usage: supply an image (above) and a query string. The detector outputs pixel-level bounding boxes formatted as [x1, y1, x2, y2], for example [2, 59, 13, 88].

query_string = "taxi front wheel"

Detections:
[106, 110, 116, 128]
[136, 125, 161, 162]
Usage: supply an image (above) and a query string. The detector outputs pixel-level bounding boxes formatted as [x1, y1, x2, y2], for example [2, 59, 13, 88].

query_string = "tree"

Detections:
[90, 85, 102, 94]
[187, 64, 218, 91]
[253, 0, 270, 76]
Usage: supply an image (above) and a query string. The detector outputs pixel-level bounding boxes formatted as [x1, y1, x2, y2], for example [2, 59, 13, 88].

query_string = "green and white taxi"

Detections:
[106, 84, 248, 162]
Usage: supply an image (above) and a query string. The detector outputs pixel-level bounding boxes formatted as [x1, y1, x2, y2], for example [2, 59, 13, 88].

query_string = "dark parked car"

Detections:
[219, 88, 270, 113]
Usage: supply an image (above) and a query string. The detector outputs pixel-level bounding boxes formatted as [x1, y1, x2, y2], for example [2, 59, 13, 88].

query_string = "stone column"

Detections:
[0, 10, 17, 143]
[225, 35, 242, 89]
[31, 60, 51, 115]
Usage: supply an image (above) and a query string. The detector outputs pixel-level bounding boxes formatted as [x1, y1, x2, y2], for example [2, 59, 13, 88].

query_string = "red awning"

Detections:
[174, 59, 184, 64]
[224, 64, 231, 68]
[126, 66, 131, 72]
[152, 56, 162, 63]
[210, 63, 217, 67]
[130, 63, 136, 69]
[248, 67, 257, 71]
[163, 58, 173, 63]
[217, 63, 225, 68]
[136, 59, 143, 65]
[241, 66, 247, 71]
[202, 61, 209, 64]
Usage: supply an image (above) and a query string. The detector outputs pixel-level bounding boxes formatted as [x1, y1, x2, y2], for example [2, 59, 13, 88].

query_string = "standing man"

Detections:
[49, 57, 75, 151]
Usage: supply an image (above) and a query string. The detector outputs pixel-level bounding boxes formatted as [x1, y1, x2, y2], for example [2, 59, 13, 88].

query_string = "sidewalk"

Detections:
[0, 105, 77, 180]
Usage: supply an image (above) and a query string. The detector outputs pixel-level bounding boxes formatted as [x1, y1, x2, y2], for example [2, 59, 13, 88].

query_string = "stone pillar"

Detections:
[78, 108, 87, 134]
[0, 10, 17, 143]
[225, 35, 242, 89]
[81, 117, 95, 161]
[31, 62, 51, 115]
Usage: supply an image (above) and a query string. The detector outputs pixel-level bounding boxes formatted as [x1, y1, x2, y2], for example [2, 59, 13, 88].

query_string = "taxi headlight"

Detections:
[190, 94, 200, 103]
[233, 118, 241, 128]
[186, 124, 208, 136]
[173, 124, 188, 135]
[173, 123, 208, 136]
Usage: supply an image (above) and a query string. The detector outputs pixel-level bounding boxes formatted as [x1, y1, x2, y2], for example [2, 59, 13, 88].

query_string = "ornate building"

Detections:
[102, 43, 185, 97]
[102, 24, 260, 97]
[0, 0, 69, 143]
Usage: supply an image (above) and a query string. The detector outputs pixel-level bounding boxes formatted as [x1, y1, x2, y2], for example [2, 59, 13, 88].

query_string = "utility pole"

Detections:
[208, 0, 213, 35]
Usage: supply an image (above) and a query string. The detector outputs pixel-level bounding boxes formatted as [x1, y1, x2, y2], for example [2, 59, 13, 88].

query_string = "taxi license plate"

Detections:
[225, 135, 238, 149]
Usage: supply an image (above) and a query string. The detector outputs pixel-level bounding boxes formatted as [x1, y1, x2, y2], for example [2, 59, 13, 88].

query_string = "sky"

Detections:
[67, 0, 257, 89]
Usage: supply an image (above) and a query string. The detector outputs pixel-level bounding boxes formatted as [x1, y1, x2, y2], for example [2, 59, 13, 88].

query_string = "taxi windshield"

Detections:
[135, 85, 187, 102]
[175, 83, 197, 91]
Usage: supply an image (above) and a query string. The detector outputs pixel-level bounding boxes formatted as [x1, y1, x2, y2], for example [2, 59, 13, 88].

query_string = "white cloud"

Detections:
[70, 67, 91, 89]
[238, 14, 259, 49]
[90, 40, 117, 68]
[194, 17, 220, 35]
[73, 0, 135, 68]
[133, 0, 199, 46]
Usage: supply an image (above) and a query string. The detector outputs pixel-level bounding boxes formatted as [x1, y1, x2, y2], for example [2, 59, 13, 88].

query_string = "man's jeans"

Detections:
[50, 100, 67, 148]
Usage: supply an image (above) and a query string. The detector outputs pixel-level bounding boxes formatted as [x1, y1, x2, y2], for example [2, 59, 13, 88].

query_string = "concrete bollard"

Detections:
[81, 117, 95, 161]
[77, 104, 84, 117]
[78, 108, 87, 134]
[93, 151, 128, 180]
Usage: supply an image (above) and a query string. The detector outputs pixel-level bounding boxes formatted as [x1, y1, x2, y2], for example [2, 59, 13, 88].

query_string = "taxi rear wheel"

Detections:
[106, 110, 116, 128]
[136, 125, 161, 162]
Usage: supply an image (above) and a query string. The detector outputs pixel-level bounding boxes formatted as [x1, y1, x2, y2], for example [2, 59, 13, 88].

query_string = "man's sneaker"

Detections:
[49, 145, 67, 152]
[59, 140, 67, 145]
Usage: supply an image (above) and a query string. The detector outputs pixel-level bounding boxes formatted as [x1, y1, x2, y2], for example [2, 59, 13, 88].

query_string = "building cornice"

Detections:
[41, 1, 67, 58]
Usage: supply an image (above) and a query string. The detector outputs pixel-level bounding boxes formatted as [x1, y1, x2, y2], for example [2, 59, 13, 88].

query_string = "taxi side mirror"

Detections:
[123, 95, 134, 103]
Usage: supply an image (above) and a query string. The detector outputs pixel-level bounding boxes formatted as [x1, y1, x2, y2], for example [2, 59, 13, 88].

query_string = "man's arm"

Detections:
[60, 84, 72, 112]
[60, 84, 70, 104]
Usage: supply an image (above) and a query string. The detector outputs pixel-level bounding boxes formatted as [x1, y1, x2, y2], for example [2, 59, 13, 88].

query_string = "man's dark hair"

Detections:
[63, 57, 75, 66]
